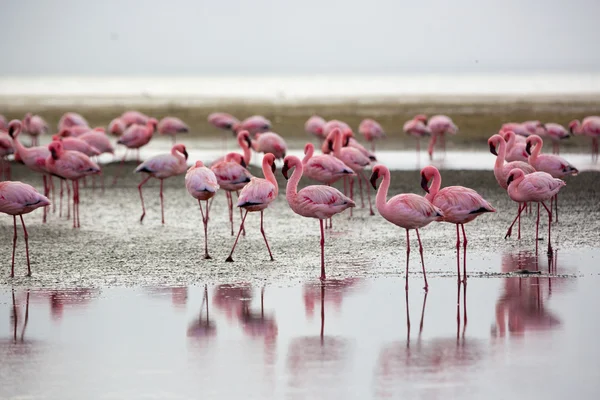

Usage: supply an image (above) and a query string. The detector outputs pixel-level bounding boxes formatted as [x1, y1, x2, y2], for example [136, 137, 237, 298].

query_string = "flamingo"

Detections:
[237, 115, 272, 136]
[403, 115, 431, 160]
[420, 165, 495, 282]
[0, 181, 50, 277]
[370, 164, 442, 291]
[541, 123, 570, 154]
[0, 131, 13, 180]
[158, 117, 189, 144]
[506, 169, 565, 256]
[305, 116, 327, 141]
[135, 144, 189, 224]
[500, 122, 530, 137]
[211, 152, 252, 236]
[225, 153, 278, 262]
[569, 116, 600, 162]
[251, 132, 287, 160]
[108, 117, 126, 137]
[121, 110, 150, 127]
[45, 141, 101, 228]
[117, 118, 157, 161]
[488, 134, 536, 240]
[7, 120, 53, 223]
[522, 120, 546, 136]
[52, 134, 101, 157]
[501, 130, 529, 163]
[58, 112, 89, 131]
[208, 112, 240, 133]
[525, 134, 578, 222]
[331, 128, 373, 215]
[426, 115, 458, 160]
[282, 155, 355, 280]
[79, 129, 115, 156]
[185, 161, 220, 259]
[358, 118, 385, 152]
[22, 113, 48, 146]
[345, 132, 377, 161]
[61, 125, 92, 137]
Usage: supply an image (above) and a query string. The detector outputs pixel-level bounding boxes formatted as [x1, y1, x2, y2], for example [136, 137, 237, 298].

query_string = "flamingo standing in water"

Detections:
[185, 161, 220, 259]
[403, 115, 431, 160]
[370, 164, 442, 291]
[135, 144, 189, 224]
[305, 116, 327, 141]
[22, 113, 48, 146]
[211, 152, 252, 236]
[251, 132, 287, 160]
[282, 155, 355, 280]
[0, 181, 50, 277]
[506, 169, 565, 256]
[420, 165, 495, 282]
[525, 134, 578, 222]
[358, 118, 385, 152]
[8, 120, 53, 223]
[45, 141, 101, 228]
[488, 134, 536, 239]
[225, 153, 278, 262]
[426, 115, 458, 160]
[541, 123, 570, 154]
[58, 112, 89, 131]
[0, 131, 13, 180]
[569, 116, 600, 162]
[158, 117, 189, 144]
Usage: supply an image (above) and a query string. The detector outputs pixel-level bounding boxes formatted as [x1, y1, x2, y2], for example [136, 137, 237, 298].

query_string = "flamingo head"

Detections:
[525, 134, 542, 156]
[172, 144, 188, 159]
[369, 164, 386, 189]
[48, 141, 64, 160]
[51, 134, 63, 142]
[420, 166, 438, 194]
[8, 120, 22, 138]
[488, 134, 503, 156]
[414, 114, 428, 124]
[263, 153, 276, 174]
[568, 120, 580, 135]
[238, 130, 252, 148]
[506, 169, 524, 187]
[225, 152, 246, 168]
[281, 155, 300, 180]
[148, 118, 158, 132]
[303, 142, 314, 155]
[58, 128, 72, 138]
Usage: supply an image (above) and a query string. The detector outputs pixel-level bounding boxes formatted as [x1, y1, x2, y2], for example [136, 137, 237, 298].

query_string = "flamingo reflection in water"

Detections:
[302, 278, 362, 319]
[144, 287, 188, 310]
[187, 285, 216, 339]
[375, 282, 479, 398]
[45, 289, 99, 321]
[493, 251, 562, 338]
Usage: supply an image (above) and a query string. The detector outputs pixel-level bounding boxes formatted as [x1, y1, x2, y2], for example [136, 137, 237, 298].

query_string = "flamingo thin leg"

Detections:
[138, 175, 152, 223]
[415, 228, 428, 291]
[461, 224, 468, 283]
[160, 179, 165, 224]
[259, 211, 274, 261]
[11, 215, 17, 278]
[536, 203, 540, 254]
[505, 203, 525, 239]
[456, 224, 461, 281]
[541, 201, 553, 256]
[19, 215, 31, 276]
[405, 229, 410, 291]
[225, 210, 248, 262]
[357, 175, 365, 208]
[360, 171, 374, 215]
[198, 199, 211, 259]
[320, 219, 326, 281]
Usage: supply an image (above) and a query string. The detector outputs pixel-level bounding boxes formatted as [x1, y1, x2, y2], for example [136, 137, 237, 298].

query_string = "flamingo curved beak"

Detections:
[183, 149, 188, 160]
[245, 136, 252, 148]
[369, 171, 379, 189]
[282, 162, 290, 180]
[8, 126, 15, 137]
[420, 174, 430, 193]
[240, 159, 247, 168]
[525, 142, 532, 156]
[507, 174, 515, 186]
[271, 161, 276, 174]
[489, 142, 498, 156]
[327, 139, 334, 152]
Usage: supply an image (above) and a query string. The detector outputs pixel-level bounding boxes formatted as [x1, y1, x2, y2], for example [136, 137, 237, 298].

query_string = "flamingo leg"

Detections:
[226, 191, 234, 235]
[456, 224, 461, 281]
[541, 201, 553, 256]
[67, 178, 71, 219]
[357, 175, 365, 208]
[259, 210, 274, 261]
[415, 228, 428, 291]
[517, 203, 521, 240]
[72, 181, 77, 229]
[236, 190, 245, 236]
[76, 180, 81, 228]
[225, 210, 248, 262]
[440, 134, 446, 158]
[59, 179, 64, 217]
[416, 138, 421, 166]
[50, 176, 56, 213]
[349, 177, 354, 217]
[160, 179, 165, 224]
[427, 135, 437, 160]
[360, 171, 374, 215]
[11, 215, 17, 278]
[42, 175, 48, 224]
[138, 175, 152, 223]
[320, 219, 326, 281]
[535, 203, 540, 254]
[198, 199, 211, 259]
[461, 224, 468, 283]
[554, 194, 558, 223]
[405, 229, 410, 291]
[504, 203, 525, 239]
[19, 215, 31, 276]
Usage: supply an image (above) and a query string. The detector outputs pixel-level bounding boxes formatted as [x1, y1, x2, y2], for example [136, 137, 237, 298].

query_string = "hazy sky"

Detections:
[2, 0, 599, 75]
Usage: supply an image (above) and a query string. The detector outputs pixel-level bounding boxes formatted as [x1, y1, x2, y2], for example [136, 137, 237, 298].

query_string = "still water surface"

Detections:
[1, 250, 598, 399]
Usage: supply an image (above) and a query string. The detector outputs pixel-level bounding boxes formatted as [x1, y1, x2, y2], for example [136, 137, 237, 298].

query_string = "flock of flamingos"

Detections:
[0, 111, 598, 289]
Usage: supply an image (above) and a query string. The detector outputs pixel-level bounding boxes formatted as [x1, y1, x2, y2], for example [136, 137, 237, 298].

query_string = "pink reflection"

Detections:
[303, 278, 361, 319]
[187, 285, 216, 339]
[212, 283, 252, 322]
[144, 287, 188, 310]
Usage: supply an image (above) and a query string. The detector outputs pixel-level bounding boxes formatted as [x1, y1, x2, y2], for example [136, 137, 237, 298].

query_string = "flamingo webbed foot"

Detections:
[225, 256, 234, 262]
[204, 254, 212, 260]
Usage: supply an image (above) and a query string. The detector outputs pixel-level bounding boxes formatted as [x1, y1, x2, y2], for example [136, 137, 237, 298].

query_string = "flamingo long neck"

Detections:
[530, 138, 542, 163]
[286, 159, 303, 201]
[333, 130, 342, 157]
[496, 139, 507, 169]
[302, 144, 314, 164]
[238, 137, 252, 165]
[376, 169, 391, 212]
[505, 133, 515, 150]
[10, 127, 29, 156]
[172, 148, 186, 163]
[427, 169, 442, 200]
[262, 159, 279, 197]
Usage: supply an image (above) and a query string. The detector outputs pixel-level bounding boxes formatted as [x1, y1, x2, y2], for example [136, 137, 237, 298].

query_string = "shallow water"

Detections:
[1, 248, 598, 399]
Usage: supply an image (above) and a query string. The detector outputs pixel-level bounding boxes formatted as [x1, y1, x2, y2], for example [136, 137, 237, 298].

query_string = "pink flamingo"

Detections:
[113, 118, 158, 184]
[541, 123, 570, 154]
[158, 117, 189, 144]
[108, 117, 126, 137]
[426, 115, 458, 160]
[370, 164, 442, 291]
[45, 141, 101, 228]
[0, 131, 13, 180]
[237, 115, 272, 136]
[305, 116, 327, 141]
[501, 130, 529, 163]
[0, 181, 50, 277]
[208, 112, 240, 132]
[185, 161, 220, 259]
[500, 122, 530, 137]
[8, 120, 53, 223]
[525, 134, 578, 222]
[225, 153, 278, 262]
[251, 132, 287, 159]
[283, 155, 355, 280]
[135, 144, 189, 224]
[61, 125, 92, 137]
[345, 131, 377, 161]
[488, 134, 535, 239]
[522, 120, 546, 136]
[22, 113, 48, 146]
[358, 118, 385, 152]
[211, 152, 252, 236]
[403, 115, 431, 159]
[58, 112, 89, 131]
[506, 169, 565, 256]
[52, 134, 101, 157]
[121, 110, 150, 127]
[331, 128, 373, 215]
[569, 116, 600, 162]
[79, 129, 115, 156]
[420, 165, 495, 282]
